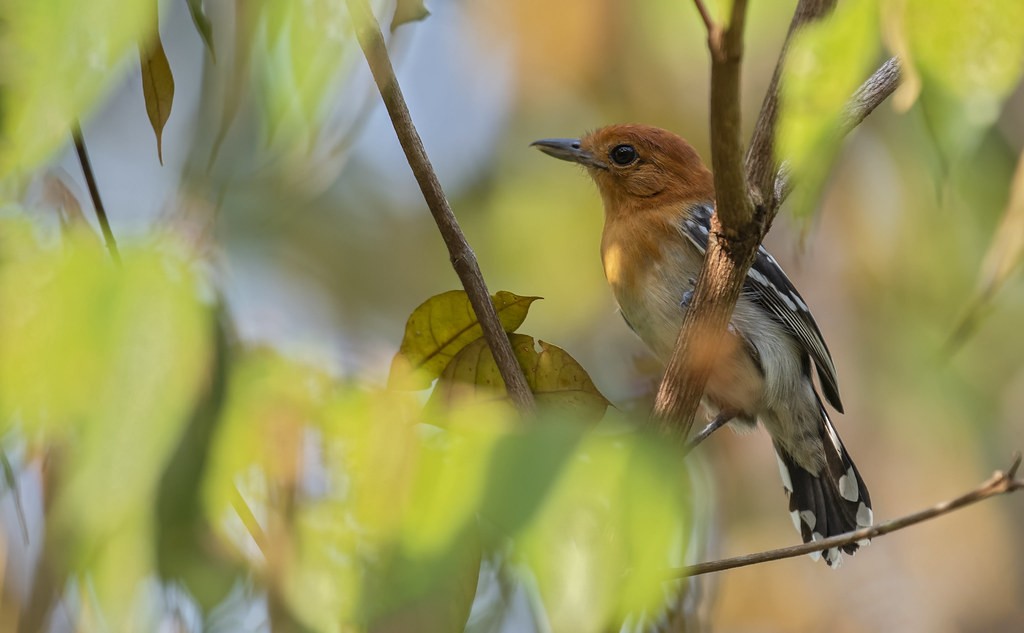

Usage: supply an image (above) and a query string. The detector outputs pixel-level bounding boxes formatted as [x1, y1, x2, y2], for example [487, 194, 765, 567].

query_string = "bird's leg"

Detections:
[679, 277, 698, 308]
[682, 410, 735, 456]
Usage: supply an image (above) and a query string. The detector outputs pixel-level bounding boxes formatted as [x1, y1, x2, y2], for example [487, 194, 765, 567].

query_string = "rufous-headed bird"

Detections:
[532, 124, 872, 566]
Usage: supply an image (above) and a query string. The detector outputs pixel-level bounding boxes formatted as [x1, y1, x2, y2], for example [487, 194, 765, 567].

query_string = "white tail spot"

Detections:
[839, 466, 859, 502]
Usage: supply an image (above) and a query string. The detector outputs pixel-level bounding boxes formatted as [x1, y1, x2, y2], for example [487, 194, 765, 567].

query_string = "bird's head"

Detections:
[531, 124, 714, 216]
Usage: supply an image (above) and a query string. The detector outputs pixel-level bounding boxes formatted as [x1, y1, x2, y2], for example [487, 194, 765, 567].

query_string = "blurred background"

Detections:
[3, 0, 1024, 631]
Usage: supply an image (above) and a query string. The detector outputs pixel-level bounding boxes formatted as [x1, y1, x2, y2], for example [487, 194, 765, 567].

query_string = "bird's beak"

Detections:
[530, 138, 607, 170]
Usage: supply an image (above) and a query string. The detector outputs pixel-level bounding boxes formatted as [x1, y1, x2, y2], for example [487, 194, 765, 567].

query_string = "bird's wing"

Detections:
[680, 203, 843, 412]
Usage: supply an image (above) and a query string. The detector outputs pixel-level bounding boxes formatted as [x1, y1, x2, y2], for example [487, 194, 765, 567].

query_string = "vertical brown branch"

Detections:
[343, 0, 535, 413]
[652, 0, 755, 438]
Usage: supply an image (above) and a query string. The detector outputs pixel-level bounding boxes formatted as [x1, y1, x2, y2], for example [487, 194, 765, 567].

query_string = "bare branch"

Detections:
[344, 0, 535, 414]
[681, 454, 1024, 577]
[691, 0, 720, 49]
[72, 122, 120, 264]
[745, 0, 838, 210]
[775, 56, 902, 203]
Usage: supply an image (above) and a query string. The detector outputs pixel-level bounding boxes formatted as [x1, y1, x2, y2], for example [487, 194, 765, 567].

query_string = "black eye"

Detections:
[610, 144, 638, 166]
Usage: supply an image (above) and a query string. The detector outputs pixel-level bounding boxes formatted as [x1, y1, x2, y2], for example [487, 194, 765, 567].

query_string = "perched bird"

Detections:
[532, 124, 872, 566]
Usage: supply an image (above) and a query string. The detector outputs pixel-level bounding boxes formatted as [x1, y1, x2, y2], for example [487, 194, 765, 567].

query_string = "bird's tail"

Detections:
[773, 408, 872, 567]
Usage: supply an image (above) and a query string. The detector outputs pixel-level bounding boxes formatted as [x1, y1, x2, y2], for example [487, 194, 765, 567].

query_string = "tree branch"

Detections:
[72, 122, 121, 264]
[344, 0, 535, 414]
[745, 0, 838, 210]
[680, 453, 1023, 577]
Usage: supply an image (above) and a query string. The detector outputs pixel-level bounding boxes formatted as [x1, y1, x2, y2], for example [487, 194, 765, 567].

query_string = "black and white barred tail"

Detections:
[774, 408, 872, 567]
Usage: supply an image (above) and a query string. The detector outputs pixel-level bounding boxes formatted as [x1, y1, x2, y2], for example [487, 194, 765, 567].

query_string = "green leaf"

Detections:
[0, 219, 211, 627]
[888, 0, 1024, 158]
[140, 32, 175, 165]
[429, 333, 610, 422]
[0, 0, 156, 182]
[777, 0, 881, 218]
[517, 431, 692, 632]
[388, 290, 541, 390]
[185, 0, 217, 61]
[391, 0, 430, 32]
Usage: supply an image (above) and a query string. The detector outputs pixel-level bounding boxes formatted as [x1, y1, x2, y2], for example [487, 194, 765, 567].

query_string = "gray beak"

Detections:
[530, 138, 607, 170]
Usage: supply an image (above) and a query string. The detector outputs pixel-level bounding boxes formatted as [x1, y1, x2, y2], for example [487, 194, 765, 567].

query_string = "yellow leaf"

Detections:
[429, 333, 609, 421]
[388, 290, 541, 390]
[140, 31, 175, 165]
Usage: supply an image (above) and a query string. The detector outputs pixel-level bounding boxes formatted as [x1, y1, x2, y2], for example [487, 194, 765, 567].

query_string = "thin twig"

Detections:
[680, 453, 1024, 577]
[745, 0, 838, 209]
[691, 0, 720, 49]
[344, 0, 535, 414]
[71, 123, 121, 264]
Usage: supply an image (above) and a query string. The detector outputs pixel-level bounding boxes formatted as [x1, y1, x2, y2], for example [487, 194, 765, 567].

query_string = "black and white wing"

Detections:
[681, 204, 843, 412]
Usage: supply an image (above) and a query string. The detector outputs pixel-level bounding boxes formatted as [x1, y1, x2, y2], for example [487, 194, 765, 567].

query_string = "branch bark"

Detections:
[653, 1, 900, 443]
[680, 453, 1023, 577]
[344, 0, 535, 414]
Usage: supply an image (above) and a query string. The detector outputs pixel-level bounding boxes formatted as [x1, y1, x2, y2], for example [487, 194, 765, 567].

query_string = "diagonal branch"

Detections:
[72, 122, 121, 264]
[745, 0, 838, 210]
[680, 453, 1023, 577]
[344, 0, 535, 414]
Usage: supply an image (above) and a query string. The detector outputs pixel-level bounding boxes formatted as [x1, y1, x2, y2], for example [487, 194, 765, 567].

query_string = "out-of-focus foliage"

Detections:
[778, 0, 880, 218]
[389, 290, 540, 390]
[185, 0, 217, 60]
[0, 0, 155, 182]
[888, 0, 1024, 157]
[0, 218, 211, 628]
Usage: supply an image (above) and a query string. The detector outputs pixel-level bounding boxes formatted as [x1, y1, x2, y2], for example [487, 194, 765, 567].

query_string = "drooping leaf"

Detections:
[140, 32, 176, 165]
[388, 290, 541, 390]
[429, 333, 609, 421]
[0, 0, 156, 182]
[887, 0, 1024, 158]
[185, 0, 216, 61]
[391, 0, 430, 32]
[777, 0, 880, 218]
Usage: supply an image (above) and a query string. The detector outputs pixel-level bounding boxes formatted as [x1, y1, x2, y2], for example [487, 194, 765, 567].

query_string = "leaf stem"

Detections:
[71, 123, 121, 264]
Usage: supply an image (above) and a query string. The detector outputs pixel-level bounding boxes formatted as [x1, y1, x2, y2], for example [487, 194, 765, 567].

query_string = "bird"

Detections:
[532, 124, 872, 566]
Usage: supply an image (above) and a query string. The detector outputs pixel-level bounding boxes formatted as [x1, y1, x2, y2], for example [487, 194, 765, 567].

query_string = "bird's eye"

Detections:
[610, 144, 638, 166]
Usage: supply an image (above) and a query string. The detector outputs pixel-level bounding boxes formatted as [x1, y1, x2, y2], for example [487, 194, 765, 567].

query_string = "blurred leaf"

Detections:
[388, 290, 541, 390]
[391, 0, 430, 32]
[887, 0, 1024, 157]
[0, 0, 156, 181]
[778, 0, 881, 218]
[517, 431, 692, 633]
[185, 0, 217, 61]
[140, 32, 175, 165]
[208, 0, 259, 169]
[429, 333, 609, 421]
[949, 148, 1024, 349]
[255, 0, 358, 146]
[0, 219, 211, 627]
